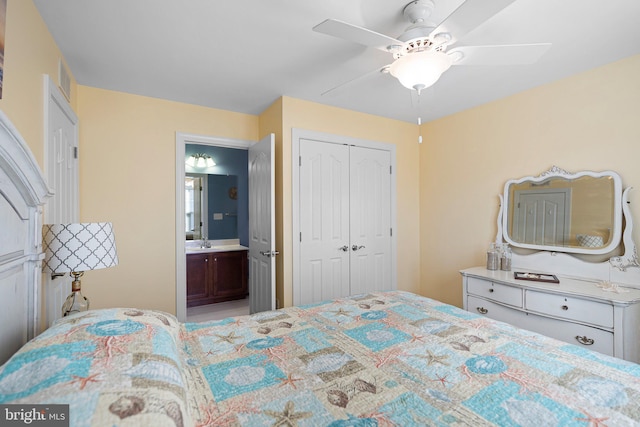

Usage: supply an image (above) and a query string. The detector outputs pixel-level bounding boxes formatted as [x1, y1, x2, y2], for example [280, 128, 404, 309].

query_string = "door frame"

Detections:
[43, 75, 79, 328]
[291, 128, 398, 304]
[175, 132, 253, 321]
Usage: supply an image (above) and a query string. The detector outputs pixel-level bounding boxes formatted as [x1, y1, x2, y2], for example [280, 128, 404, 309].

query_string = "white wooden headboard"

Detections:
[0, 110, 51, 364]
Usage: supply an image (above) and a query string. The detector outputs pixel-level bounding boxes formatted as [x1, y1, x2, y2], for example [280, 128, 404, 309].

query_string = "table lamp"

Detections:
[43, 222, 118, 316]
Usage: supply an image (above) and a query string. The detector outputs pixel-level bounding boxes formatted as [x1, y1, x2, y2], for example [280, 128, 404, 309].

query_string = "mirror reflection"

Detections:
[185, 175, 203, 240]
[503, 169, 622, 254]
[185, 145, 248, 245]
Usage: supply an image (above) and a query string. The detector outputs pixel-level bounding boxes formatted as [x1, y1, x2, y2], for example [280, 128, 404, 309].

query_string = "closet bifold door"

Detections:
[349, 146, 392, 295]
[299, 140, 350, 305]
[298, 139, 393, 305]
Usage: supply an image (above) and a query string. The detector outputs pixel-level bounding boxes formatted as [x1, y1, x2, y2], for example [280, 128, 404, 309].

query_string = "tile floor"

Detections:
[186, 297, 249, 323]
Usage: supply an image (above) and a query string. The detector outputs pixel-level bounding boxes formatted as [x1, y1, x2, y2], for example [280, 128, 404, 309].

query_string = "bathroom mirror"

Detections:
[185, 174, 239, 240]
[185, 143, 249, 245]
[185, 175, 204, 240]
[502, 167, 622, 255]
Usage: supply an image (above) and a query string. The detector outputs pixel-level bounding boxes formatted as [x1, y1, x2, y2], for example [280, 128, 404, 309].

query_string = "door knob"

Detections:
[260, 250, 280, 257]
[352, 245, 365, 251]
[339, 245, 349, 252]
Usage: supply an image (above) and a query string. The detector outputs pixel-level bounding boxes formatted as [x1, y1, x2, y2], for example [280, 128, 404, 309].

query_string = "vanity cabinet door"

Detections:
[211, 250, 248, 301]
[187, 250, 249, 306]
[187, 253, 212, 306]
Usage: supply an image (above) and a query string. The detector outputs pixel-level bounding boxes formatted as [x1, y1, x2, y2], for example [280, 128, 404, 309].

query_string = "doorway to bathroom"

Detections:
[175, 132, 275, 322]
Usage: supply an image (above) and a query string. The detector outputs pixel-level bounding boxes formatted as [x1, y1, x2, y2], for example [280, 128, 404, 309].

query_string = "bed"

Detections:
[2, 290, 640, 426]
[2, 111, 640, 426]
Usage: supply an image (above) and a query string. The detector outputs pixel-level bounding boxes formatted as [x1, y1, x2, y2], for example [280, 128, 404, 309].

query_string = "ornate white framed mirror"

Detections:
[494, 166, 640, 287]
[501, 166, 623, 255]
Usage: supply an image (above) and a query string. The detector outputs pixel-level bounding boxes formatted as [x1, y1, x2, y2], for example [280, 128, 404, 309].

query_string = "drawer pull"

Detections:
[477, 307, 488, 314]
[575, 335, 595, 346]
[489, 289, 494, 293]
[561, 305, 569, 311]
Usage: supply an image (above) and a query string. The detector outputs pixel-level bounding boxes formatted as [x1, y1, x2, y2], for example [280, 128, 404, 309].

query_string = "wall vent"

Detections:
[58, 59, 71, 101]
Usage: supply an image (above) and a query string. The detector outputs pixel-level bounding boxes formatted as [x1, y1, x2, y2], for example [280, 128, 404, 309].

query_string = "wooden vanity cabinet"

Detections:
[187, 250, 248, 307]
[186, 253, 209, 305]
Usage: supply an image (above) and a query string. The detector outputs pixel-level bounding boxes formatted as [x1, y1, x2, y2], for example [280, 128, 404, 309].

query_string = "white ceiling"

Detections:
[33, 0, 640, 123]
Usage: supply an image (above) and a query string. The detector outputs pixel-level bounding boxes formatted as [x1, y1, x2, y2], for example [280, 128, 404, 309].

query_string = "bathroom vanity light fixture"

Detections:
[43, 222, 119, 317]
[186, 153, 216, 168]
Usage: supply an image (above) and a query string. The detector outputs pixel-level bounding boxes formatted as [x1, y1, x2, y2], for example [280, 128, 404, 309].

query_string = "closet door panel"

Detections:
[299, 140, 350, 304]
[350, 146, 392, 294]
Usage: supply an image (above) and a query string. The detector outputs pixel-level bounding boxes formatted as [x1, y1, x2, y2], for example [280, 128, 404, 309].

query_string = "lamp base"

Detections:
[62, 273, 90, 317]
[62, 291, 89, 317]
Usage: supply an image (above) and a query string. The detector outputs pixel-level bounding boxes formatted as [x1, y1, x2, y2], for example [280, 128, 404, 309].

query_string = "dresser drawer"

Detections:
[467, 295, 527, 326]
[525, 290, 613, 328]
[467, 277, 523, 307]
[523, 312, 614, 356]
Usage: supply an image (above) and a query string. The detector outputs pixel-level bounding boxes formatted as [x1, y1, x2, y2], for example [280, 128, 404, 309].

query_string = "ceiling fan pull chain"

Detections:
[417, 117, 423, 144]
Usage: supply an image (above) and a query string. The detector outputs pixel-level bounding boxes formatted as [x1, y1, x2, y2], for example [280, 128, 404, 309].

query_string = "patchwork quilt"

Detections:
[2, 291, 640, 426]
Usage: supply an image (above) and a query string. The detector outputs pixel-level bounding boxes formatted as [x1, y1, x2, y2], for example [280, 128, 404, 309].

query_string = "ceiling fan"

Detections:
[313, 0, 551, 95]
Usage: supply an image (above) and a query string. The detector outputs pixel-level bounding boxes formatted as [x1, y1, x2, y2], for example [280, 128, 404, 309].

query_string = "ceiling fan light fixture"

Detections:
[389, 49, 453, 92]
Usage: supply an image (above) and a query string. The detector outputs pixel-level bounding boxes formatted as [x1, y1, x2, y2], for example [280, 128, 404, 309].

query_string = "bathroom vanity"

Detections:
[186, 241, 248, 307]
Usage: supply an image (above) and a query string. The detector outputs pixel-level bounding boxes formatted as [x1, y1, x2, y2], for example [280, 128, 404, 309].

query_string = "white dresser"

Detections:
[461, 266, 640, 363]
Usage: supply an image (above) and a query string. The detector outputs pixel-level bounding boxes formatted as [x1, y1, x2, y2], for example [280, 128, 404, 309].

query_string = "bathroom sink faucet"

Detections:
[201, 237, 211, 248]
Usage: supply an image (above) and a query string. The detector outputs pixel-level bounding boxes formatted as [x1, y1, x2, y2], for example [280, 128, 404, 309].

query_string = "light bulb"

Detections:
[390, 50, 453, 91]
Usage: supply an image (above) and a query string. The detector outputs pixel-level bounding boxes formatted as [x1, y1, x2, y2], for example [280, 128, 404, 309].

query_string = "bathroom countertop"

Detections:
[185, 239, 248, 254]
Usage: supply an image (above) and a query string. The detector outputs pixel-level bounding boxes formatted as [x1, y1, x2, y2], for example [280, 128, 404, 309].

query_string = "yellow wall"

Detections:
[0, 0, 77, 166]
[2, 0, 78, 326]
[419, 54, 640, 307]
[77, 92, 422, 314]
[277, 97, 422, 307]
[77, 86, 259, 313]
[7, 0, 640, 316]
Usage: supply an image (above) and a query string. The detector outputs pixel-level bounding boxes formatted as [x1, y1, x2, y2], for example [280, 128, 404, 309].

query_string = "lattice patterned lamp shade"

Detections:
[43, 222, 118, 316]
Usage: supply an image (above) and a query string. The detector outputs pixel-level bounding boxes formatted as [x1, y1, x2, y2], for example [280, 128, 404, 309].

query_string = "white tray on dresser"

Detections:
[461, 266, 640, 363]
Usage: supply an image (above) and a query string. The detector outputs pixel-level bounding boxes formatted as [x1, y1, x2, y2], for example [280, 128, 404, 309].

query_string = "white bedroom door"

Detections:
[296, 137, 393, 305]
[44, 76, 79, 327]
[248, 133, 276, 313]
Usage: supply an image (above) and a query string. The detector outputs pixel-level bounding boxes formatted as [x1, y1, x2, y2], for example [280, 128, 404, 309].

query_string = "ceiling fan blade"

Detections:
[321, 65, 391, 96]
[431, 0, 517, 44]
[313, 19, 402, 52]
[449, 43, 552, 66]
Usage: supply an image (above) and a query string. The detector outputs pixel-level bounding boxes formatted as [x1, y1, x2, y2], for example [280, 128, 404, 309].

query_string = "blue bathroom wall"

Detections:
[185, 144, 248, 246]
